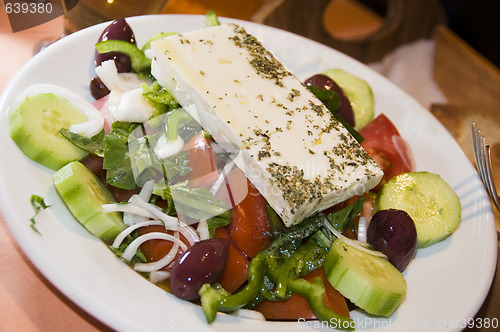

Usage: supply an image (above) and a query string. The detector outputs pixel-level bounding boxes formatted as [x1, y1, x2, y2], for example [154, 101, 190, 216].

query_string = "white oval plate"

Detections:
[0, 14, 497, 332]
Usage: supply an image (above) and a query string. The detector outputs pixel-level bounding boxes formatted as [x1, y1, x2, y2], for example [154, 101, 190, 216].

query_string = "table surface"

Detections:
[0, 1, 498, 331]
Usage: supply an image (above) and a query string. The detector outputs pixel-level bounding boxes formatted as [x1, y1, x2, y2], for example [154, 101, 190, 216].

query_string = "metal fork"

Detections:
[471, 121, 500, 211]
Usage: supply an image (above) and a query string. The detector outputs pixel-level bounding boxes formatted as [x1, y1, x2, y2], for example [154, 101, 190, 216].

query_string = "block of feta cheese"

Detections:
[150, 23, 383, 227]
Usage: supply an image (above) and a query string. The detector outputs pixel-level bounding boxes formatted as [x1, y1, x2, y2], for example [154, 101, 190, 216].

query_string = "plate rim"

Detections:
[0, 13, 497, 332]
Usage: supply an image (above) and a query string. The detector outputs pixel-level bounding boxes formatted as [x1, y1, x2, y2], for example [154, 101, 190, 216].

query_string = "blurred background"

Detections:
[162, 0, 500, 68]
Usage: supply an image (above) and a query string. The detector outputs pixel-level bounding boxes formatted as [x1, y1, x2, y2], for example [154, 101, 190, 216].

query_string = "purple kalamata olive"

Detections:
[95, 18, 135, 72]
[89, 76, 110, 100]
[169, 238, 230, 300]
[367, 209, 417, 271]
[304, 74, 355, 127]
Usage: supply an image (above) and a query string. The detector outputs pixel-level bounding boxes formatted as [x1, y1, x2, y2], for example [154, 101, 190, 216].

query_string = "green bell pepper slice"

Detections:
[95, 40, 151, 72]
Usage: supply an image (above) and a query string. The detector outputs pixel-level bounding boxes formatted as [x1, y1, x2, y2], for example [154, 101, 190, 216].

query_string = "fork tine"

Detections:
[484, 144, 500, 210]
[478, 136, 488, 185]
[471, 122, 480, 166]
[481, 141, 494, 195]
[477, 135, 490, 194]
[471, 122, 486, 180]
[471, 121, 500, 211]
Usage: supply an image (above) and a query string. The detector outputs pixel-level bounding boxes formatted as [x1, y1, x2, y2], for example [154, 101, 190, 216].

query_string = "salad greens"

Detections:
[158, 181, 230, 220]
[59, 128, 105, 156]
[200, 202, 362, 329]
[19, 13, 380, 327]
[8, 11, 463, 330]
[29, 194, 51, 235]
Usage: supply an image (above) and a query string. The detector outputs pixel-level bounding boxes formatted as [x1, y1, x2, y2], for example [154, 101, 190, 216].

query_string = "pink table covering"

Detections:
[0, 7, 109, 331]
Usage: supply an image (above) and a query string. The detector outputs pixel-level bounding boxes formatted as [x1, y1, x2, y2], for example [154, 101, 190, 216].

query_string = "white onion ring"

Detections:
[95, 60, 145, 91]
[128, 195, 178, 230]
[123, 180, 156, 226]
[122, 232, 188, 262]
[230, 309, 266, 321]
[122, 208, 148, 226]
[139, 180, 155, 201]
[178, 221, 200, 246]
[111, 220, 164, 249]
[149, 270, 170, 283]
[133, 241, 179, 273]
[102, 203, 157, 219]
[197, 220, 210, 241]
[357, 217, 368, 243]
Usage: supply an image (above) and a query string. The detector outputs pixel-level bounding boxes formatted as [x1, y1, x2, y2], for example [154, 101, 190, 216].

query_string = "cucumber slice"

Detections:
[9, 93, 89, 170]
[375, 172, 461, 248]
[322, 68, 374, 129]
[54, 161, 126, 242]
[324, 238, 407, 317]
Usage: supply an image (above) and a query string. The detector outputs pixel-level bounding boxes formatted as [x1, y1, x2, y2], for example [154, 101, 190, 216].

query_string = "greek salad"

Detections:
[8, 13, 461, 330]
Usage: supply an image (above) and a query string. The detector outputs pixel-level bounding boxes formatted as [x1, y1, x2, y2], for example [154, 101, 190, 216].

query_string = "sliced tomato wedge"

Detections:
[254, 268, 350, 320]
[228, 176, 272, 259]
[360, 114, 414, 189]
[214, 227, 249, 293]
[214, 167, 248, 209]
[178, 132, 218, 189]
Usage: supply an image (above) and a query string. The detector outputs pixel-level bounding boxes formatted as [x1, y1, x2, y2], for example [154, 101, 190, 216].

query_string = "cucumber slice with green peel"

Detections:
[54, 161, 126, 242]
[322, 68, 374, 129]
[324, 238, 407, 317]
[375, 171, 461, 248]
[9, 93, 89, 170]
